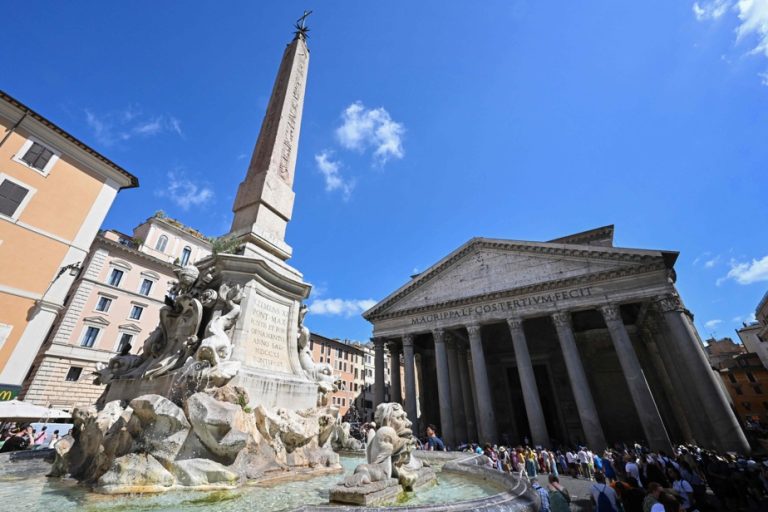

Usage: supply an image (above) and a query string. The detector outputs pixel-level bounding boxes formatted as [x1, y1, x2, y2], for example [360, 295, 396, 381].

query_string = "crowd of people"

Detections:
[419, 427, 768, 512]
[0, 424, 65, 452]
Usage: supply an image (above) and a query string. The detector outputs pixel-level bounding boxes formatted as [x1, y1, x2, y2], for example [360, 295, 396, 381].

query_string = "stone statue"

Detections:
[94, 265, 242, 388]
[195, 282, 244, 387]
[341, 403, 426, 490]
[331, 420, 363, 451]
[296, 304, 339, 404]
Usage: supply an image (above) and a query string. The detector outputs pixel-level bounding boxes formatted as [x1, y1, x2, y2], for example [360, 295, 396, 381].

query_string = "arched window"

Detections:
[180, 246, 192, 266]
[155, 235, 168, 252]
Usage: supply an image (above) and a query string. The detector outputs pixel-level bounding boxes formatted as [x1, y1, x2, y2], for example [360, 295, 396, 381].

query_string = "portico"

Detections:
[363, 226, 749, 453]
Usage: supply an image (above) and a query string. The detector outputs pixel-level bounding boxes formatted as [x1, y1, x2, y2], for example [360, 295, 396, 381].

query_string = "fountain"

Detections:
[2, 14, 539, 511]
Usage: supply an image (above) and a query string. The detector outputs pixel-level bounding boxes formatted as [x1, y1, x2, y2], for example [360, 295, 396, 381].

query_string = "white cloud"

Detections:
[308, 298, 378, 317]
[84, 107, 182, 147]
[693, 0, 731, 21]
[719, 255, 768, 284]
[315, 151, 354, 200]
[704, 319, 723, 329]
[696, 0, 768, 83]
[704, 255, 721, 268]
[736, 0, 768, 57]
[335, 102, 405, 165]
[156, 171, 214, 211]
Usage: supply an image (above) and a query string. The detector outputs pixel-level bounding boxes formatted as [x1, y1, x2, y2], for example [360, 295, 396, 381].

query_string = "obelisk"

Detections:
[229, 14, 311, 261]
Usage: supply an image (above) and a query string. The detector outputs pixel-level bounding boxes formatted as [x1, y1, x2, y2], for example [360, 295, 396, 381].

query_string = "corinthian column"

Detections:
[373, 337, 386, 407]
[600, 304, 672, 452]
[507, 317, 550, 448]
[467, 324, 498, 444]
[656, 293, 750, 453]
[552, 312, 607, 451]
[446, 334, 468, 444]
[457, 343, 478, 442]
[388, 341, 402, 404]
[432, 329, 456, 448]
[402, 334, 418, 430]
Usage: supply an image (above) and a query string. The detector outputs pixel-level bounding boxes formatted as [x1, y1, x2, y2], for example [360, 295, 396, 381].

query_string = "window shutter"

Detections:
[21, 142, 45, 166]
[0, 180, 29, 217]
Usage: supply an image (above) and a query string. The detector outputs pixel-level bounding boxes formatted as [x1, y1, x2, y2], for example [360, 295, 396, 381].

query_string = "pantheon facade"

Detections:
[363, 226, 749, 454]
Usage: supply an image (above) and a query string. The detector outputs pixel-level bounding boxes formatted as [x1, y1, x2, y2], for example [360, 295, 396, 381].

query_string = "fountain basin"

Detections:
[0, 451, 537, 511]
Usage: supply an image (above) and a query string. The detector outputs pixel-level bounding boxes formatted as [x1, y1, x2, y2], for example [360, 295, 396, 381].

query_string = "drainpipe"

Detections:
[0, 111, 28, 148]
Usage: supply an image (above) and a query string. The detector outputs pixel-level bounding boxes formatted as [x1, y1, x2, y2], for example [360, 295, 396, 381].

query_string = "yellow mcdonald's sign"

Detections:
[0, 385, 20, 401]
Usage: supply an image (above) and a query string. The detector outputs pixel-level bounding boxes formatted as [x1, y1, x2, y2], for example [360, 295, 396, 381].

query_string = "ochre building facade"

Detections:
[0, 91, 137, 393]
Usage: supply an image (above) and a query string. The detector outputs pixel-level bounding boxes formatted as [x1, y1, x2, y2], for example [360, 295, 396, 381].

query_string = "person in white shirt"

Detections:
[625, 456, 642, 488]
[578, 448, 591, 479]
[566, 451, 577, 477]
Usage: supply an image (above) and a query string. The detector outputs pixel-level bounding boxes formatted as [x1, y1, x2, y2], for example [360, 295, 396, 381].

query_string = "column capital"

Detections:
[402, 333, 415, 348]
[387, 340, 400, 354]
[506, 316, 524, 332]
[551, 311, 572, 328]
[432, 328, 445, 344]
[372, 336, 387, 348]
[654, 293, 684, 313]
[466, 323, 482, 338]
[599, 303, 622, 322]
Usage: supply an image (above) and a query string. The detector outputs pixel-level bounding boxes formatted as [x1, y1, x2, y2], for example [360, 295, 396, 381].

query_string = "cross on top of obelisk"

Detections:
[294, 10, 312, 40]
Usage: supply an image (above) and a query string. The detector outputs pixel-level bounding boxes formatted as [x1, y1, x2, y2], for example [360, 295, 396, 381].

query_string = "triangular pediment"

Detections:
[365, 236, 674, 319]
[83, 316, 111, 326]
[118, 323, 142, 334]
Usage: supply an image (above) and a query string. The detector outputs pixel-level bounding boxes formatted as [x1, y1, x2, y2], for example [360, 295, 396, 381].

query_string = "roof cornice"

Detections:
[96, 235, 176, 270]
[365, 237, 674, 320]
[0, 90, 138, 188]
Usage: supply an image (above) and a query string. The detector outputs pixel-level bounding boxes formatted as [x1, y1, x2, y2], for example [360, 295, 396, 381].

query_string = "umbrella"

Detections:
[0, 400, 70, 422]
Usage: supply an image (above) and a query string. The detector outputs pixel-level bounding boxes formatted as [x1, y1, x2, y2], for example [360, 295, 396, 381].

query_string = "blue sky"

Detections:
[3, 1, 767, 342]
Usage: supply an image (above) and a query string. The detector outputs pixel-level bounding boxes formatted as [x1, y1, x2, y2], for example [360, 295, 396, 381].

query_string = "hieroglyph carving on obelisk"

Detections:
[230, 23, 310, 260]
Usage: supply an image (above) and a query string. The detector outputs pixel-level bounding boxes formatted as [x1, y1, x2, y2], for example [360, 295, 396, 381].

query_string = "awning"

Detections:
[0, 400, 70, 421]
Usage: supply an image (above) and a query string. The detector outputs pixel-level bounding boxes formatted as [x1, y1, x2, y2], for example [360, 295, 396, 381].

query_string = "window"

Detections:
[65, 367, 82, 382]
[747, 372, 756, 383]
[139, 278, 153, 296]
[20, 142, 55, 172]
[95, 296, 112, 312]
[129, 305, 143, 320]
[108, 269, 124, 287]
[180, 246, 192, 266]
[742, 401, 752, 411]
[0, 179, 30, 218]
[727, 373, 737, 384]
[81, 326, 100, 348]
[116, 333, 133, 353]
[754, 385, 763, 395]
[309, 339, 314, 350]
[735, 386, 744, 395]
[0, 323, 13, 351]
[155, 235, 168, 252]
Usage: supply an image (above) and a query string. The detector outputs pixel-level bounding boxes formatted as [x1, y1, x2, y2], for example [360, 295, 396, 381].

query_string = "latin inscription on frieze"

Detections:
[410, 286, 593, 325]
[247, 295, 292, 372]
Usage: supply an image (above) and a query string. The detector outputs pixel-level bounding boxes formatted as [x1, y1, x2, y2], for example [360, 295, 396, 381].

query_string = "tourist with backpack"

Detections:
[592, 471, 621, 512]
[547, 474, 571, 512]
[531, 478, 551, 512]
[668, 467, 696, 511]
